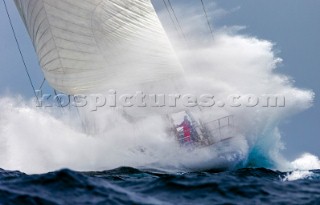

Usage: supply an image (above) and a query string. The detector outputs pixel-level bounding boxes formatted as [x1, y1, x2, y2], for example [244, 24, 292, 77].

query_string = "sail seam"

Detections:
[39, 48, 57, 64]
[28, 0, 38, 42]
[52, 37, 96, 47]
[34, 14, 47, 45]
[41, 0, 64, 75]
[46, 23, 94, 38]
[32, 7, 45, 45]
[44, 0, 96, 13]
[37, 37, 53, 56]
[44, 1, 92, 19]
[41, 57, 60, 68]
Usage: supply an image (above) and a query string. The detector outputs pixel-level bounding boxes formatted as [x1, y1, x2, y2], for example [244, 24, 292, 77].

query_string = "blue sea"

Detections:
[0, 167, 319, 205]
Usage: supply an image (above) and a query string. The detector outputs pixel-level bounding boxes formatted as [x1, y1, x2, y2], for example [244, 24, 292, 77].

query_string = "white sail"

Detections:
[14, 0, 183, 94]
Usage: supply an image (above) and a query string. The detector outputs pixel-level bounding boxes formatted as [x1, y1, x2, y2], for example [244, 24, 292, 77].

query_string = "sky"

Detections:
[0, 0, 319, 159]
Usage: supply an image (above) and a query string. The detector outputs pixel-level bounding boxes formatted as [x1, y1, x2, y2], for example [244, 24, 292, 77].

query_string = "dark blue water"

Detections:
[0, 167, 319, 205]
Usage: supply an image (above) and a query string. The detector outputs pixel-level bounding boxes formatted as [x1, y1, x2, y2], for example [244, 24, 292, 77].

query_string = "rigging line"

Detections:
[39, 78, 46, 90]
[199, 0, 214, 39]
[167, 0, 188, 43]
[162, 0, 180, 37]
[2, 0, 39, 101]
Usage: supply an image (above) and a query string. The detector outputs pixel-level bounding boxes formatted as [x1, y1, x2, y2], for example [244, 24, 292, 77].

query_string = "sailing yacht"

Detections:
[13, 0, 245, 171]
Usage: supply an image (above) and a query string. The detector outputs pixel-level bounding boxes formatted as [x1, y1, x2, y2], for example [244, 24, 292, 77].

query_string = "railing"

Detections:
[174, 115, 235, 148]
[203, 115, 234, 127]
[202, 115, 235, 145]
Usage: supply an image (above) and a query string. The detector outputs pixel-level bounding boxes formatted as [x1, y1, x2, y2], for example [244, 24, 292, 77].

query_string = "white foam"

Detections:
[291, 153, 320, 171]
[283, 170, 314, 181]
[282, 153, 320, 181]
[0, 3, 315, 173]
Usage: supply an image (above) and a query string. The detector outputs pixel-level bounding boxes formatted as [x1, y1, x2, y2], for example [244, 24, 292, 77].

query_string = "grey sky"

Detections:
[0, 0, 319, 158]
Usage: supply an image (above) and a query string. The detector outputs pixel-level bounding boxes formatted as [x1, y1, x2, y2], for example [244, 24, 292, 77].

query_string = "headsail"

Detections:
[14, 0, 183, 94]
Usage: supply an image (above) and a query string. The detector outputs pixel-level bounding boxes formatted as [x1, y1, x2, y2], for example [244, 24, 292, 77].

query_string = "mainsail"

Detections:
[14, 0, 183, 94]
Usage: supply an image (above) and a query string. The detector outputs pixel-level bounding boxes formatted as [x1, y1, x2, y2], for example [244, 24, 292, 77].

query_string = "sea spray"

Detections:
[0, 2, 315, 174]
[157, 2, 314, 170]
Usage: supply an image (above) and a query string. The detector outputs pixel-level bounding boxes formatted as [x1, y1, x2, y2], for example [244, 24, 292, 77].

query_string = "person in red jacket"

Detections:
[177, 116, 192, 143]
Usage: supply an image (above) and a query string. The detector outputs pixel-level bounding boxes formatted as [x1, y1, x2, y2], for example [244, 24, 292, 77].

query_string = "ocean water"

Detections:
[0, 167, 319, 205]
[0, 98, 319, 205]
